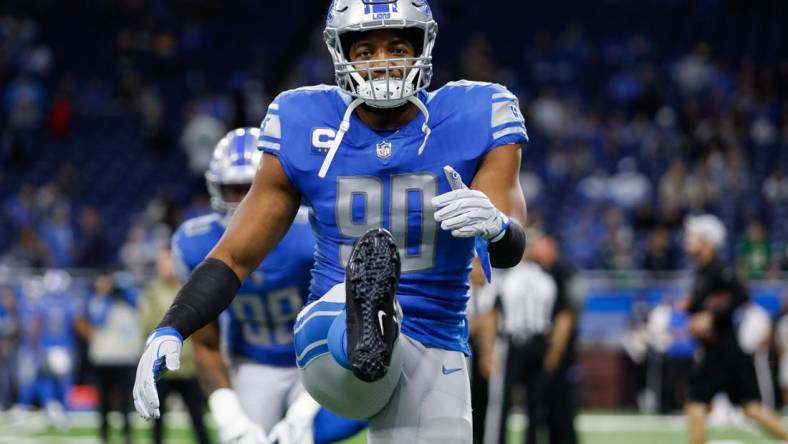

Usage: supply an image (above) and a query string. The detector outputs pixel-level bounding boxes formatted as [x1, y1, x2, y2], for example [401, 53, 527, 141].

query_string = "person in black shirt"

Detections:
[540, 238, 582, 444]
[683, 215, 788, 444]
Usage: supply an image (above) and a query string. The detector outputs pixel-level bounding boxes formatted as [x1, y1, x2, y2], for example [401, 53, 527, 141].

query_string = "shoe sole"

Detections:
[345, 228, 401, 382]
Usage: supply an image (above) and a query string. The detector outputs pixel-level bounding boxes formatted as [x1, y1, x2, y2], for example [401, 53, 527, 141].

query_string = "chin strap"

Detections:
[319, 98, 364, 179]
[408, 95, 432, 155]
[317, 95, 433, 179]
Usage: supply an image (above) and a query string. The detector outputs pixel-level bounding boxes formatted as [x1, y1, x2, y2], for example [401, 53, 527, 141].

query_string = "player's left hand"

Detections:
[266, 393, 320, 444]
[432, 166, 508, 240]
[133, 327, 183, 420]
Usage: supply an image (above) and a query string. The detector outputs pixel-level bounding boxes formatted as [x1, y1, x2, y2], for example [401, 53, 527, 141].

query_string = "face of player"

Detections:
[347, 29, 417, 81]
[221, 183, 252, 205]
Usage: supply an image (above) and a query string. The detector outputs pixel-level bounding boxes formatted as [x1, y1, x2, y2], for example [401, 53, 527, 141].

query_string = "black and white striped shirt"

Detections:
[497, 261, 558, 342]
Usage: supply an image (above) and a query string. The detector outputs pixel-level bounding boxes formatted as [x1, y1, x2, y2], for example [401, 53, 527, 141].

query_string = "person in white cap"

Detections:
[682, 214, 788, 444]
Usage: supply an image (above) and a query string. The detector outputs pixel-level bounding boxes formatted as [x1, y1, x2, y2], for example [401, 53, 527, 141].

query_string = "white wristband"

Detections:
[209, 388, 247, 428]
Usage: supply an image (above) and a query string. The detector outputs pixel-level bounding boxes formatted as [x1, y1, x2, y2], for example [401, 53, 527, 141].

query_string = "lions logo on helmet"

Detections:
[324, 0, 438, 109]
[205, 127, 262, 216]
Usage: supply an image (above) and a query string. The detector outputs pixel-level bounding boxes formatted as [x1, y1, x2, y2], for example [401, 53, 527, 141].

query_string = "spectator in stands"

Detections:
[3, 184, 38, 231]
[609, 157, 651, 210]
[73, 207, 111, 268]
[119, 199, 173, 279]
[2, 73, 46, 131]
[139, 247, 211, 444]
[179, 109, 226, 176]
[763, 167, 788, 204]
[1, 228, 50, 268]
[736, 219, 772, 280]
[599, 206, 634, 272]
[77, 271, 142, 444]
[659, 159, 689, 211]
[684, 161, 721, 212]
[0, 287, 20, 410]
[642, 227, 679, 275]
[37, 202, 74, 268]
[47, 78, 75, 139]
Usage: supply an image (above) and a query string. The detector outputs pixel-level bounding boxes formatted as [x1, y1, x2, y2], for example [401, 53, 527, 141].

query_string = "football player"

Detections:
[134, 1, 527, 442]
[170, 128, 364, 443]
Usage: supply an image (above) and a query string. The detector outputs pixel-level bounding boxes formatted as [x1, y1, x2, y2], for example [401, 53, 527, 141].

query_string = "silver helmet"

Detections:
[324, 0, 438, 109]
[205, 127, 262, 214]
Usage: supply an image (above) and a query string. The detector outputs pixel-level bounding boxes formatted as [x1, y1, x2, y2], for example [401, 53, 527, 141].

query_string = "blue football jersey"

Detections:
[259, 81, 528, 354]
[172, 210, 315, 366]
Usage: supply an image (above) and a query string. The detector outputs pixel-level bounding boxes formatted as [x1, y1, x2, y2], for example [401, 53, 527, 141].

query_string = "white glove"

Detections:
[432, 166, 509, 240]
[133, 327, 183, 420]
[209, 388, 267, 444]
[266, 392, 321, 444]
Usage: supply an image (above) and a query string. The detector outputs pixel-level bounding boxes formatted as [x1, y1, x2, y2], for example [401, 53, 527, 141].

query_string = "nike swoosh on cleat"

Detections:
[378, 310, 387, 336]
[441, 365, 462, 375]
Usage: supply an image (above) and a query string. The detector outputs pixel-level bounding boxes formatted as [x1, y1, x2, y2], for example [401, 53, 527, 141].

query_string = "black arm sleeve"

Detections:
[489, 220, 526, 268]
[157, 258, 242, 339]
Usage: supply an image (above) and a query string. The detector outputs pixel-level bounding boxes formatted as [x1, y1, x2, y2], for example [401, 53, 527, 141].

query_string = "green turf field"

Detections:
[0, 411, 781, 443]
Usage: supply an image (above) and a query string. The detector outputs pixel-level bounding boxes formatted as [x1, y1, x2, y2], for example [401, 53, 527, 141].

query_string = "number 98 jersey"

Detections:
[259, 81, 528, 355]
[172, 209, 315, 366]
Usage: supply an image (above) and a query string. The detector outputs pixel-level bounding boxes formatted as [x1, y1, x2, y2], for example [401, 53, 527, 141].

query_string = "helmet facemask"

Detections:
[324, 2, 438, 109]
[316, 1, 438, 178]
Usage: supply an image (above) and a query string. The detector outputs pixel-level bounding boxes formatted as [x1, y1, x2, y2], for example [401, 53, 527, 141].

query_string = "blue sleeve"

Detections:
[258, 97, 299, 187]
[486, 84, 528, 152]
[171, 227, 195, 284]
[313, 408, 367, 444]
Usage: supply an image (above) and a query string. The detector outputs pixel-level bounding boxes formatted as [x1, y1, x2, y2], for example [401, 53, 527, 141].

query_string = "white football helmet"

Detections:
[324, 0, 438, 109]
[205, 128, 262, 215]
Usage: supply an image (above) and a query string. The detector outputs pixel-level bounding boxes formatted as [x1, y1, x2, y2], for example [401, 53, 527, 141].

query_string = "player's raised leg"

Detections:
[295, 228, 404, 419]
[344, 228, 402, 382]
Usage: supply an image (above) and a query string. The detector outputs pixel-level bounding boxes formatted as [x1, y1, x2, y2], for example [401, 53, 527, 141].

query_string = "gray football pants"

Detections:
[230, 357, 304, 431]
[299, 283, 473, 443]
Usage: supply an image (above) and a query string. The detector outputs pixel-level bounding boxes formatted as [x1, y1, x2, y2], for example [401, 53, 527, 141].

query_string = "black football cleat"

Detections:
[345, 228, 401, 382]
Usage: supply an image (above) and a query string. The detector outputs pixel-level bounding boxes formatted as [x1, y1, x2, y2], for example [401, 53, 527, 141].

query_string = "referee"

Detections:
[683, 215, 788, 444]
[485, 232, 579, 444]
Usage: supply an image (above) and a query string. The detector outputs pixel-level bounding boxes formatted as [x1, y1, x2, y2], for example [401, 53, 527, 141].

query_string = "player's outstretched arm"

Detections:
[193, 322, 267, 443]
[133, 154, 300, 420]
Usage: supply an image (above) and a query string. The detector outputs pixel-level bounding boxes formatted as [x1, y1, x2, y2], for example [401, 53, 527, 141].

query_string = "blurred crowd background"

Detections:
[0, 0, 787, 440]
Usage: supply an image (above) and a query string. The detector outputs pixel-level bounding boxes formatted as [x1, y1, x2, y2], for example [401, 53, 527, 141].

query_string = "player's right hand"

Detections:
[133, 327, 183, 420]
[209, 388, 267, 444]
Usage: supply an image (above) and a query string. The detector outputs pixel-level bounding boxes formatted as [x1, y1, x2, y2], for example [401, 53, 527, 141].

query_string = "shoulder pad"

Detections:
[180, 213, 220, 238]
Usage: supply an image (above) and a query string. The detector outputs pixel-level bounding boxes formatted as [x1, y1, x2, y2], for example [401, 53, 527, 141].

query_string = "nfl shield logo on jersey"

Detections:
[376, 141, 392, 159]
